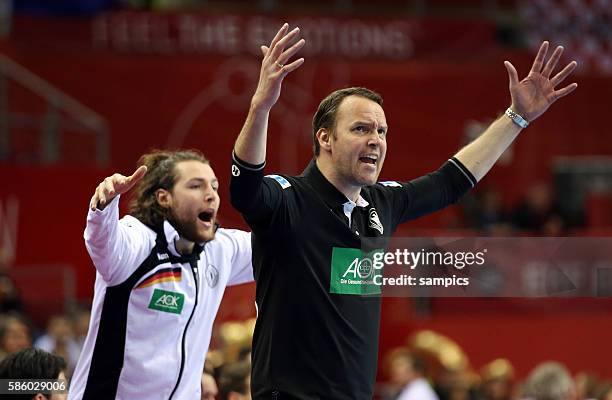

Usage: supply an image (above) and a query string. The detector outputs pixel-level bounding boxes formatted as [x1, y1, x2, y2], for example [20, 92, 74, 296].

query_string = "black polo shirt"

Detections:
[230, 154, 475, 400]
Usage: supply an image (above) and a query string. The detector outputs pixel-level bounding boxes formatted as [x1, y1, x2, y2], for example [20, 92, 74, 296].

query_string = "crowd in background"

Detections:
[1, 302, 612, 400]
[462, 184, 568, 236]
[380, 331, 612, 400]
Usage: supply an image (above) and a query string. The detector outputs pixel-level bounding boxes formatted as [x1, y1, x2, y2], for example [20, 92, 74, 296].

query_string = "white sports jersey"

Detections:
[69, 196, 253, 400]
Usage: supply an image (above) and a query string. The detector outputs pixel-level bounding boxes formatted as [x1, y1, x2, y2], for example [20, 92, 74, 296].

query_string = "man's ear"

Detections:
[33, 394, 47, 400]
[155, 188, 172, 208]
[317, 128, 333, 153]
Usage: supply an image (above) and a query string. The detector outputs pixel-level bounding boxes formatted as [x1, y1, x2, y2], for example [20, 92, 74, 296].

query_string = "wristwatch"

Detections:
[505, 107, 529, 128]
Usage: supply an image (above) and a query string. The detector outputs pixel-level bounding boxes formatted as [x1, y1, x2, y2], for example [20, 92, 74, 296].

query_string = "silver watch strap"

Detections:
[505, 107, 529, 128]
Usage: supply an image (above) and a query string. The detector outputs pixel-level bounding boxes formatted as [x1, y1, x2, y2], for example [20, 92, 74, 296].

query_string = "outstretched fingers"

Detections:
[541, 45, 564, 78]
[268, 23, 289, 53]
[277, 38, 305, 67]
[552, 82, 578, 101]
[551, 61, 578, 87]
[279, 57, 305, 76]
[268, 27, 301, 61]
[530, 41, 549, 75]
[504, 61, 519, 87]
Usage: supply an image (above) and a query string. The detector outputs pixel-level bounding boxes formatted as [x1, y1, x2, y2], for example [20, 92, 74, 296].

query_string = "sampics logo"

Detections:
[330, 247, 382, 295]
[148, 289, 185, 314]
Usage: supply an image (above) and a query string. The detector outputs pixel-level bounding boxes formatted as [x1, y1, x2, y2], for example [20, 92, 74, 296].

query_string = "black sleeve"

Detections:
[376, 157, 476, 226]
[229, 152, 284, 230]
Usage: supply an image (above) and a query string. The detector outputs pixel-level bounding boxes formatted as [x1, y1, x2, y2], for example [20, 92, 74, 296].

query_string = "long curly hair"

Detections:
[128, 149, 209, 228]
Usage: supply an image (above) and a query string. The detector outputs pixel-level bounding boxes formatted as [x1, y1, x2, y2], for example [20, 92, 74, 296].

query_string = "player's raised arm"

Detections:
[455, 41, 578, 181]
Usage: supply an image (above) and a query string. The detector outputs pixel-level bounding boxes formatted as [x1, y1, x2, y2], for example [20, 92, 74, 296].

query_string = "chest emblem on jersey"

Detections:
[148, 289, 185, 314]
[205, 264, 219, 288]
[329, 247, 382, 295]
[368, 208, 384, 235]
[136, 267, 182, 289]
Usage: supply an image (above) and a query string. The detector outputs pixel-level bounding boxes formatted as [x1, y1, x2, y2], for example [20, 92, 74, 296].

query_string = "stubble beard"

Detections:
[169, 212, 215, 244]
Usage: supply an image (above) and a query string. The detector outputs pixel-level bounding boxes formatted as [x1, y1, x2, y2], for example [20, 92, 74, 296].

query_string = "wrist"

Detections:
[250, 97, 273, 114]
[505, 107, 529, 129]
[95, 194, 119, 212]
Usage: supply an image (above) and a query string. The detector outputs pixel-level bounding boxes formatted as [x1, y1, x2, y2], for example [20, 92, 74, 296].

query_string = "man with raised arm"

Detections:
[69, 150, 253, 400]
[230, 23, 577, 399]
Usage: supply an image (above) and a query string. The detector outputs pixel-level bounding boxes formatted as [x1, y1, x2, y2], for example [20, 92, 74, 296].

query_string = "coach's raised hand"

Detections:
[233, 23, 305, 165]
[253, 23, 305, 111]
[89, 165, 147, 211]
[504, 41, 578, 123]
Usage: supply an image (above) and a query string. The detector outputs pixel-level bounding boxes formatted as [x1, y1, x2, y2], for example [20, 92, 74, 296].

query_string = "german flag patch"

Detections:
[136, 267, 182, 289]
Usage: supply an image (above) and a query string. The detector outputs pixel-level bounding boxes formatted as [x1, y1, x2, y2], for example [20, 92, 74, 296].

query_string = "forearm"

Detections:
[454, 113, 522, 182]
[234, 101, 271, 165]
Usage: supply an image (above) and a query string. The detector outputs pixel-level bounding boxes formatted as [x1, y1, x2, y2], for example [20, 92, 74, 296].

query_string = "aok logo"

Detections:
[330, 247, 382, 295]
[148, 289, 185, 314]
[342, 257, 374, 279]
[156, 294, 179, 307]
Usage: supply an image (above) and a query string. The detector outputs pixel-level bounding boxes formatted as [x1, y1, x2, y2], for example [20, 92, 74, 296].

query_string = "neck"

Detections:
[175, 237, 195, 255]
[315, 157, 361, 202]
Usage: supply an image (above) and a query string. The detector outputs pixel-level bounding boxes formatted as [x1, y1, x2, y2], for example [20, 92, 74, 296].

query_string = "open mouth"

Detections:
[198, 211, 214, 223]
[359, 155, 378, 165]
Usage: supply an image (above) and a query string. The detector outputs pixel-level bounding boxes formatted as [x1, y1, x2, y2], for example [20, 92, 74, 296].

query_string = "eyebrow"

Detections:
[352, 121, 388, 131]
[187, 178, 218, 184]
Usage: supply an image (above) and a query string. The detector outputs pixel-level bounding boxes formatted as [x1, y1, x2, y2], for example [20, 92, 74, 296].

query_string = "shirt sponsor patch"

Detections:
[329, 247, 382, 295]
[265, 174, 291, 189]
[378, 181, 402, 187]
[148, 289, 185, 314]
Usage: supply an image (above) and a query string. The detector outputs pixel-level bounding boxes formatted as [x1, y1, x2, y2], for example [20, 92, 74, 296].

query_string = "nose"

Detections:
[203, 184, 218, 203]
[367, 131, 382, 148]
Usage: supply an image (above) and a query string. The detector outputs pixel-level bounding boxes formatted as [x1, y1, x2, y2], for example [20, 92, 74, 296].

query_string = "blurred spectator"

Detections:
[575, 372, 598, 400]
[512, 184, 566, 235]
[438, 368, 479, 400]
[0, 313, 32, 360]
[0, 273, 22, 313]
[71, 307, 90, 351]
[522, 361, 576, 400]
[385, 347, 439, 400]
[0, 251, 22, 313]
[237, 346, 251, 364]
[463, 187, 512, 234]
[478, 358, 514, 400]
[595, 382, 612, 400]
[201, 372, 218, 400]
[218, 361, 251, 400]
[204, 351, 219, 376]
[0, 347, 67, 400]
[34, 315, 80, 375]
